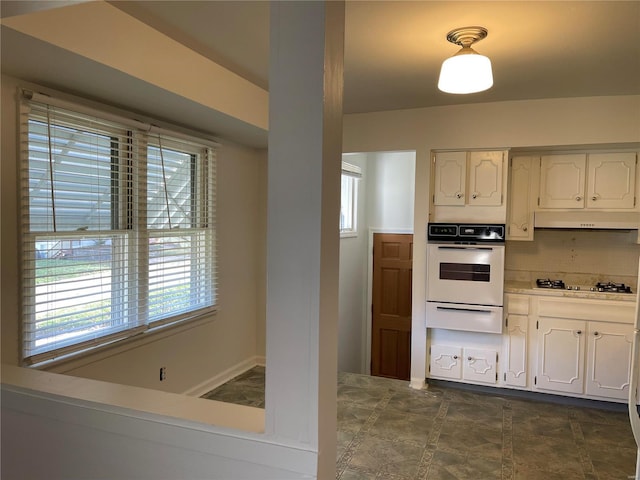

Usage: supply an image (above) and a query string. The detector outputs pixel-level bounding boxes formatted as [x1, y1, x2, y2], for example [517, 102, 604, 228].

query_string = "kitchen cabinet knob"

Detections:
[576, 330, 582, 335]
[522, 225, 528, 232]
[453, 355, 458, 360]
[594, 331, 599, 336]
[467, 356, 473, 361]
[576, 196, 582, 201]
[456, 193, 463, 199]
[591, 196, 597, 201]
[472, 193, 477, 199]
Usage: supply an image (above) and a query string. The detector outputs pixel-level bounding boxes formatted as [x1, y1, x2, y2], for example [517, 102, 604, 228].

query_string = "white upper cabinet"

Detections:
[433, 151, 467, 205]
[433, 150, 504, 207]
[586, 152, 636, 209]
[538, 152, 637, 210]
[539, 154, 587, 209]
[507, 156, 538, 240]
[468, 151, 504, 206]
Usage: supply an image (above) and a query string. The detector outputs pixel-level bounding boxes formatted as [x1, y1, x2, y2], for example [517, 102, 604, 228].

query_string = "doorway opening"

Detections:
[338, 150, 416, 379]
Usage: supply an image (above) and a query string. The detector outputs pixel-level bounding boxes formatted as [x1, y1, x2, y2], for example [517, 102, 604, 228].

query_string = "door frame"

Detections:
[364, 227, 414, 374]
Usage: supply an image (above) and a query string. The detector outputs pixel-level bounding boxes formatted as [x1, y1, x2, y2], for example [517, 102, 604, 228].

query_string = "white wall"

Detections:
[366, 151, 416, 231]
[342, 95, 640, 388]
[0, 74, 266, 394]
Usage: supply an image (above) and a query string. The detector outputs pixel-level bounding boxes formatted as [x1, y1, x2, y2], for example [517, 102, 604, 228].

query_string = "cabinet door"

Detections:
[507, 156, 536, 240]
[503, 314, 528, 387]
[463, 348, 498, 384]
[539, 154, 586, 209]
[585, 322, 633, 400]
[433, 151, 466, 205]
[429, 344, 462, 380]
[586, 152, 637, 209]
[536, 317, 586, 394]
[468, 151, 503, 206]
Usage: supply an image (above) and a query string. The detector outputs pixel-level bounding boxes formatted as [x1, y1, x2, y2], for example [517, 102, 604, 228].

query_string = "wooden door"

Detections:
[371, 233, 412, 380]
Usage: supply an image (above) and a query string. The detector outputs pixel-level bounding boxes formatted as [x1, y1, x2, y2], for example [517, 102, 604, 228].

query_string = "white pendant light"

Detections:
[438, 26, 493, 94]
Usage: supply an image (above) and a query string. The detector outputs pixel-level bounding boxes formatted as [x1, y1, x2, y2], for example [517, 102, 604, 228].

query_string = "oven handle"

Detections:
[436, 306, 493, 314]
[435, 246, 496, 251]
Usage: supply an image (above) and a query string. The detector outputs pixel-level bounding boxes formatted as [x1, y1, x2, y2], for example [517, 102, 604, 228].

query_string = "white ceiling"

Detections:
[2, 1, 639, 146]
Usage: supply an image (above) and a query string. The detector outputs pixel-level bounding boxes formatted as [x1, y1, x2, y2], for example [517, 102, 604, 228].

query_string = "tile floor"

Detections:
[202, 367, 639, 479]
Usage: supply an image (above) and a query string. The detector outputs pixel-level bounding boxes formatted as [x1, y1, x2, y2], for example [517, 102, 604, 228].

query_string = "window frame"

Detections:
[19, 92, 218, 366]
[340, 162, 361, 238]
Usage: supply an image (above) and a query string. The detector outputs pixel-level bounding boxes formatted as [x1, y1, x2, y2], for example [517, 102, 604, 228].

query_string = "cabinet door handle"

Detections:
[592, 196, 598, 201]
[576, 330, 582, 335]
[453, 355, 459, 360]
[522, 225, 528, 232]
[576, 196, 582, 201]
[456, 192, 464, 199]
[594, 331, 599, 336]
[472, 193, 478, 199]
[467, 356, 473, 361]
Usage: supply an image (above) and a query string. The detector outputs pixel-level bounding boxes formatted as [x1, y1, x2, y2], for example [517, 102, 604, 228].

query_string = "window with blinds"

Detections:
[20, 95, 217, 365]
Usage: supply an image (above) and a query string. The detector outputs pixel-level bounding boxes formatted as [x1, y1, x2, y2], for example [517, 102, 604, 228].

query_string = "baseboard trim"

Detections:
[183, 356, 264, 397]
[427, 379, 629, 412]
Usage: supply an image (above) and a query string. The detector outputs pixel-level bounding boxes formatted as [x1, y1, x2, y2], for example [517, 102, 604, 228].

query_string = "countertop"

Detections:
[505, 281, 637, 302]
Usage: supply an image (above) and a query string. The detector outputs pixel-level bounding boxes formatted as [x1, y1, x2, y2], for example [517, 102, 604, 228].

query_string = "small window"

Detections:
[340, 162, 361, 237]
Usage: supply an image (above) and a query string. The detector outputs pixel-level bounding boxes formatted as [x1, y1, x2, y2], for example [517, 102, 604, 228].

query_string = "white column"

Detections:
[266, 1, 344, 478]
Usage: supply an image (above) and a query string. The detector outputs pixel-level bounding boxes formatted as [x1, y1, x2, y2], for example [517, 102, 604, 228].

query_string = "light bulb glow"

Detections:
[438, 51, 493, 94]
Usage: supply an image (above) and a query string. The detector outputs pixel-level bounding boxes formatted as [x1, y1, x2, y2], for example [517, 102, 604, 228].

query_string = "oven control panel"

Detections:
[428, 223, 505, 243]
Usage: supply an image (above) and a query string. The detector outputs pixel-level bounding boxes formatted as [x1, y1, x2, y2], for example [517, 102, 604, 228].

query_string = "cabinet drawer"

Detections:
[506, 294, 529, 315]
[537, 298, 634, 323]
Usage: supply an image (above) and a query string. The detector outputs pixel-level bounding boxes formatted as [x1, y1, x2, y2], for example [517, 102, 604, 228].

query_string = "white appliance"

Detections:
[629, 258, 640, 480]
[426, 223, 505, 334]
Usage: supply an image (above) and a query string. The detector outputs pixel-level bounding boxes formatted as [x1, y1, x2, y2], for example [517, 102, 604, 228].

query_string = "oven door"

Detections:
[427, 243, 505, 306]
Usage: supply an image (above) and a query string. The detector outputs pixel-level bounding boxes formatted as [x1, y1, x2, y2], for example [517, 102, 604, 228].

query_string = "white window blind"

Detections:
[20, 95, 217, 365]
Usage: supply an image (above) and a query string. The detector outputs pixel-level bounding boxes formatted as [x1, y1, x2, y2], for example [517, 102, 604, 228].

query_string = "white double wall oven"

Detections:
[426, 224, 505, 334]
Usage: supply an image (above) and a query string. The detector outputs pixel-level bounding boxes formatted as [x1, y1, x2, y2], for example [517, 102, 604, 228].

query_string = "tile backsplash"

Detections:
[505, 228, 640, 288]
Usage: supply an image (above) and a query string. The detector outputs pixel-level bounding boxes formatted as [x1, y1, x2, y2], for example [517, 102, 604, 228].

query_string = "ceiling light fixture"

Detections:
[438, 26, 493, 94]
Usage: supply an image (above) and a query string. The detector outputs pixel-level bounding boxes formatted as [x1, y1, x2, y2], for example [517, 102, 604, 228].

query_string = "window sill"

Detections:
[340, 231, 358, 239]
[32, 311, 217, 374]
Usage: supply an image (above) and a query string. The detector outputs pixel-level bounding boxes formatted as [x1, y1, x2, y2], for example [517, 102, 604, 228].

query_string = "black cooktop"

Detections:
[535, 278, 633, 294]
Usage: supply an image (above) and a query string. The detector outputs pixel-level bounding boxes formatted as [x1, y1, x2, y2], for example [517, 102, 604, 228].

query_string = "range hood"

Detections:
[534, 211, 640, 229]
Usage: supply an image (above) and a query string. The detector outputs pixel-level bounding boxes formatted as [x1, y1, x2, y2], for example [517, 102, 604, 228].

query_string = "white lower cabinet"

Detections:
[535, 317, 586, 394]
[503, 313, 528, 388]
[428, 294, 634, 403]
[430, 344, 462, 380]
[585, 321, 633, 400]
[430, 344, 497, 384]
